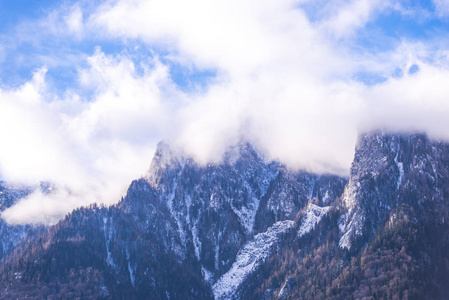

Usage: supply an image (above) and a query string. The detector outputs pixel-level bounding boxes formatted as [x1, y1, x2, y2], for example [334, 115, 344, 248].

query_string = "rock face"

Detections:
[254, 169, 346, 234]
[137, 141, 346, 279]
[339, 132, 449, 250]
[2, 131, 449, 299]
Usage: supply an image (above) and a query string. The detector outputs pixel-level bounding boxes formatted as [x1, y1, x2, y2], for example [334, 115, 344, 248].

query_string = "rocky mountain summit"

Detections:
[1, 131, 449, 299]
[340, 133, 449, 250]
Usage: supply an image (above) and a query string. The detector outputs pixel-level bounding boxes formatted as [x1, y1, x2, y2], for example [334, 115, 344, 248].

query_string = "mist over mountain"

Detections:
[1, 131, 449, 299]
[1, 1, 449, 298]
[3, 0, 449, 224]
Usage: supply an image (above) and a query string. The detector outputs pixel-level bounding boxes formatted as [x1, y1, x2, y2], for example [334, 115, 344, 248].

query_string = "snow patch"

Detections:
[128, 261, 135, 287]
[308, 176, 317, 200]
[278, 276, 291, 299]
[230, 182, 261, 234]
[168, 173, 185, 242]
[215, 231, 221, 270]
[338, 182, 365, 250]
[339, 209, 364, 249]
[394, 149, 404, 190]
[166, 165, 187, 258]
[341, 183, 357, 210]
[103, 217, 116, 268]
[297, 204, 330, 237]
[187, 194, 202, 262]
[338, 211, 348, 234]
[185, 194, 192, 227]
[230, 197, 259, 234]
[212, 220, 295, 300]
[192, 222, 202, 261]
[125, 247, 135, 287]
[201, 266, 214, 285]
[99, 284, 110, 297]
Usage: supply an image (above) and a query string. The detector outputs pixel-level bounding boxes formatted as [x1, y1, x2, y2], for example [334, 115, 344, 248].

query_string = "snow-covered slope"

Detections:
[212, 220, 295, 300]
[212, 203, 332, 300]
[297, 204, 330, 237]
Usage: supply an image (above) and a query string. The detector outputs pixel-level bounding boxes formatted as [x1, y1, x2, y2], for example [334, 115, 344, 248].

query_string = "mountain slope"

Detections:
[0, 141, 346, 299]
[2, 132, 449, 299]
[242, 131, 449, 299]
[339, 132, 449, 250]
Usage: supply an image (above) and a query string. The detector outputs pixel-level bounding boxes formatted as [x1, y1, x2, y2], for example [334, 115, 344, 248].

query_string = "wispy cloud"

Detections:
[433, 0, 449, 17]
[315, 0, 390, 38]
[0, 51, 179, 224]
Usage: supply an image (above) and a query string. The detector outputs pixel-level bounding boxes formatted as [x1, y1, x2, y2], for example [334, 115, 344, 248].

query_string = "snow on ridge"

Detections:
[394, 151, 404, 190]
[212, 220, 295, 300]
[297, 204, 330, 238]
[338, 183, 363, 250]
[338, 213, 352, 250]
[103, 216, 116, 268]
[230, 193, 259, 235]
[125, 247, 135, 287]
[201, 266, 214, 285]
[166, 165, 187, 258]
[192, 221, 202, 261]
[338, 209, 364, 249]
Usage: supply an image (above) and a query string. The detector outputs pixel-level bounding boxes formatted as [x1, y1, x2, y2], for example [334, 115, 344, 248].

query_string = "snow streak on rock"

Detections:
[103, 216, 116, 268]
[212, 220, 295, 300]
[338, 209, 364, 249]
[297, 204, 330, 237]
[339, 183, 364, 250]
[394, 148, 404, 190]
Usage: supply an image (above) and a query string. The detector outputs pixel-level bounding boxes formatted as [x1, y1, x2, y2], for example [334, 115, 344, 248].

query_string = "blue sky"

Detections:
[0, 0, 217, 93]
[0, 0, 447, 91]
[2, 0, 449, 224]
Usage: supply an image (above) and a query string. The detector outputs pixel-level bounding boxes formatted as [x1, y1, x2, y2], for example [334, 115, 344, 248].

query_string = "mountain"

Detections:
[241, 132, 449, 299]
[339, 132, 449, 250]
[0, 182, 33, 259]
[0, 181, 56, 262]
[0, 141, 346, 299]
[1, 132, 449, 299]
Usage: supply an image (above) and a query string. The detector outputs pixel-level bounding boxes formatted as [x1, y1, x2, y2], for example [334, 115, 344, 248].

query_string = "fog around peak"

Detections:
[1, 0, 449, 224]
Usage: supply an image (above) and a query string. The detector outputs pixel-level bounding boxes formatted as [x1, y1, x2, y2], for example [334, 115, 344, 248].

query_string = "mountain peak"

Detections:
[145, 140, 185, 188]
[339, 130, 449, 249]
[1, 130, 449, 299]
[145, 140, 270, 188]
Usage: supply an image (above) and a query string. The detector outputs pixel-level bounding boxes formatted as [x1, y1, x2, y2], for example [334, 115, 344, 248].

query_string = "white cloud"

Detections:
[2, 0, 449, 224]
[2, 187, 90, 225]
[91, 0, 347, 78]
[434, 0, 449, 17]
[317, 0, 389, 38]
[66, 5, 84, 38]
[0, 51, 182, 225]
[86, 0, 373, 172]
[0, 68, 76, 184]
[363, 59, 449, 139]
[89, 0, 449, 171]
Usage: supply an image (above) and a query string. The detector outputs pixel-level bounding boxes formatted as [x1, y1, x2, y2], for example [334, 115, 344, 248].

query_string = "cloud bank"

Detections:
[1, 0, 449, 224]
